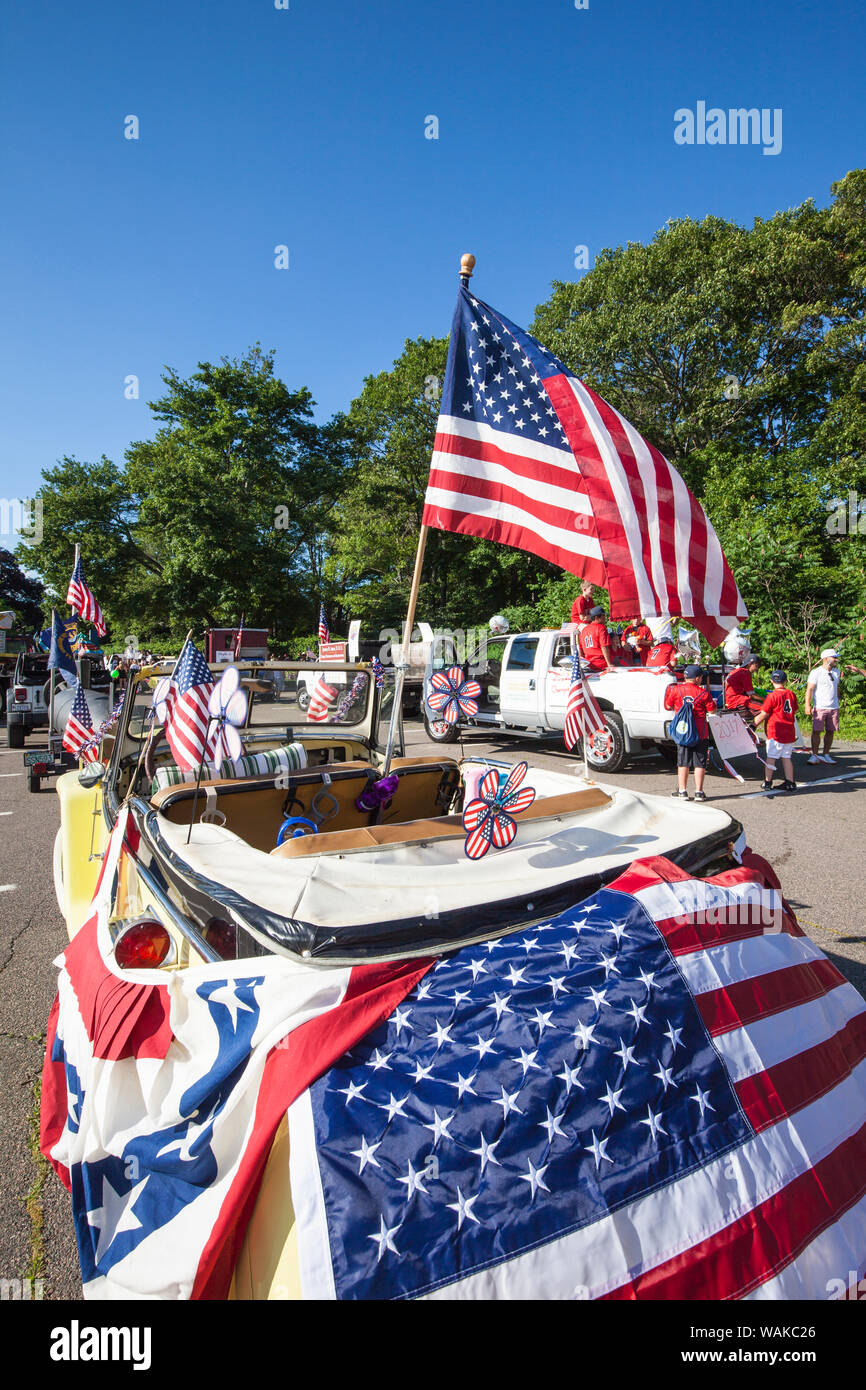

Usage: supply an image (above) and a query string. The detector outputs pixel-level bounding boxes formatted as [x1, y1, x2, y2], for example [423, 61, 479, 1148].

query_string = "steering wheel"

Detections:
[276, 815, 319, 846]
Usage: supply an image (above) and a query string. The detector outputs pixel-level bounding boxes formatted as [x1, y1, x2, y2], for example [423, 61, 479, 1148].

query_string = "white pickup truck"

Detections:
[423, 627, 688, 774]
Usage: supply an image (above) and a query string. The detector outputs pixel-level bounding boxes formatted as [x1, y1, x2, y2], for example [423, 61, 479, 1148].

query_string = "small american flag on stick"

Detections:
[318, 605, 329, 645]
[164, 640, 218, 772]
[62, 684, 100, 762]
[564, 648, 606, 751]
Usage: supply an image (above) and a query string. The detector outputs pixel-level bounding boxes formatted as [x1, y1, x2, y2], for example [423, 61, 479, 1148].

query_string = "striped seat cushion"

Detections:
[151, 742, 307, 794]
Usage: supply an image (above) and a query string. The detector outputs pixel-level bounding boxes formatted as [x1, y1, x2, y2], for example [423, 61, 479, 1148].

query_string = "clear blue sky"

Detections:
[1, 0, 863, 530]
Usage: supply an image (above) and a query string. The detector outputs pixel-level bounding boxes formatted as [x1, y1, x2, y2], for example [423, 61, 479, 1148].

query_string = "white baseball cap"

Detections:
[820, 648, 840, 659]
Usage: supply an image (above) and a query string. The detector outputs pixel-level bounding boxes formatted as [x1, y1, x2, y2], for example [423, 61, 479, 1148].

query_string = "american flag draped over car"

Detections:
[41, 812, 866, 1299]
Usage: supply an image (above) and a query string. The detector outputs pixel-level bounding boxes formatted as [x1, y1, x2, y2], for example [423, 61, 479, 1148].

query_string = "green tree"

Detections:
[0, 547, 45, 630]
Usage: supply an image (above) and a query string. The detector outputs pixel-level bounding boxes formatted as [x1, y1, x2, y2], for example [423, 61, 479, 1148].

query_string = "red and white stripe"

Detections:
[164, 684, 216, 772]
[564, 676, 606, 750]
[424, 390, 746, 649]
[307, 676, 338, 723]
[62, 715, 100, 762]
[67, 566, 107, 637]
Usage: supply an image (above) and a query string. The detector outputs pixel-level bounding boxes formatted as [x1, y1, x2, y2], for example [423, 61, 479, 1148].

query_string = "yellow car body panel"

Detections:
[229, 1118, 301, 1300]
[55, 770, 109, 938]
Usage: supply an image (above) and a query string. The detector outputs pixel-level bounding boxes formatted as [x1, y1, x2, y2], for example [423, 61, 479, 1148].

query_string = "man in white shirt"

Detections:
[805, 648, 842, 763]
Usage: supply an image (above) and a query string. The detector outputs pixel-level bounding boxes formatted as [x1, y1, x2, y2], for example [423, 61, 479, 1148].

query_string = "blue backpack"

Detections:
[670, 695, 700, 747]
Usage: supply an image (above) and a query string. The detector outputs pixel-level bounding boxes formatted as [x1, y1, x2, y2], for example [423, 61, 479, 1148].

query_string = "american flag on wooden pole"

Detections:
[66, 545, 107, 637]
[318, 605, 329, 645]
[62, 683, 100, 762]
[421, 286, 746, 647]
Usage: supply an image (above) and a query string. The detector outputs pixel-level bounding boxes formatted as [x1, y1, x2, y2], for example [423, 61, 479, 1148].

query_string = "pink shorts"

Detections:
[811, 708, 839, 732]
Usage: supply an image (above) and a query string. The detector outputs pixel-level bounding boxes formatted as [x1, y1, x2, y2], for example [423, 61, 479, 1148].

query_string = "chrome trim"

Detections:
[135, 857, 222, 964]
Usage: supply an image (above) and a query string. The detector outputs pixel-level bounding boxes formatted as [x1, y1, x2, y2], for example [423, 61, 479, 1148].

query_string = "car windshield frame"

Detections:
[104, 658, 391, 811]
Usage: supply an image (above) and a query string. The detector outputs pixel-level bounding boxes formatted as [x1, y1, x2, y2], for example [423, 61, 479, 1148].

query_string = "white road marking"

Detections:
[732, 769, 866, 801]
[0, 884, 18, 893]
[0, 772, 23, 777]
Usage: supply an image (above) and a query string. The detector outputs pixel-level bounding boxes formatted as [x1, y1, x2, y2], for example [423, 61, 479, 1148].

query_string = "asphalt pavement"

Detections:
[1, 723, 864, 1301]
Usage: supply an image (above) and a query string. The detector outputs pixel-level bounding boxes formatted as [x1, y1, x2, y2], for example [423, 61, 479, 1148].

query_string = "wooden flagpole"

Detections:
[382, 254, 475, 777]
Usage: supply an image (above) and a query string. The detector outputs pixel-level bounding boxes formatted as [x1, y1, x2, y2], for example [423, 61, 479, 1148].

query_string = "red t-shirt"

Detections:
[647, 642, 677, 670]
[724, 666, 756, 709]
[664, 681, 716, 738]
[577, 620, 611, 670]
[761, 688, 798, 742]
[570, 594, 593, 625]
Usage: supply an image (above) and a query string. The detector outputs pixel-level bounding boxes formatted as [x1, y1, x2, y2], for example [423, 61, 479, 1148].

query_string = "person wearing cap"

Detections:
[570, 581, 595, 628]
[724, 654, 764, 717]
[645, 616, 679, 672]
[577, 605, 615, 672]
[753, 670, 798, 791]
[663, 664, 716, 801]
[805, 649, 842, 763]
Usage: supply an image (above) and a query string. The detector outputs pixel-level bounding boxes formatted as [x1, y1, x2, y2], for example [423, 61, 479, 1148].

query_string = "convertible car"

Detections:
[42, 658, 866, 1300]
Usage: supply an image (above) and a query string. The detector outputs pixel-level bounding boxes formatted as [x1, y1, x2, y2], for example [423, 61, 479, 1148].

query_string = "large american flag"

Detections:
[67, 553, 107, 637]
[291, 855, 866, 1300]
[564, 648, 606, 751]
[41, 810, 866, 1300]
[318, 605, 329, 645]
[164, 639, 218, 772]
[62, 684, 99, 762]
[422, 288, 746, 647]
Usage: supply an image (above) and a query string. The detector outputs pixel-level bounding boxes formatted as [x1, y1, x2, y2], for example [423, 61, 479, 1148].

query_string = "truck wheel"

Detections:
[423, 714, 460, 744]
[296, 686, 311, 712]
[585, 712, 627, 774]
[7, 722, 25, 748]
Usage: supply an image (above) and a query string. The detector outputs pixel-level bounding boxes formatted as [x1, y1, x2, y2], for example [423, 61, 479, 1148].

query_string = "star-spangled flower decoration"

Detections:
[207, 665, 249, 763]
[462, 761, 536, 860]
[426, 665, 482, 725]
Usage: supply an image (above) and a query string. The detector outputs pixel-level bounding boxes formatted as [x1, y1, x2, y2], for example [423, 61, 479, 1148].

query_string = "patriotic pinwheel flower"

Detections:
[426, 665, 482, 725]
[462, 761, 536, 860]
[207, 666, 249, 763]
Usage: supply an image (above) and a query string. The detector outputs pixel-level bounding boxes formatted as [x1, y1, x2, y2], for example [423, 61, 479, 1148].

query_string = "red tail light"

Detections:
[114, 919, 172, 969]
[204, 917, 237, 960]
[13, 686, 27, 701]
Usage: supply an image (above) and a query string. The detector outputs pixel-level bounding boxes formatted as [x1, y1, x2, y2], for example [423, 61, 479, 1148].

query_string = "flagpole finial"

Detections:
[460, 253, 475, 286]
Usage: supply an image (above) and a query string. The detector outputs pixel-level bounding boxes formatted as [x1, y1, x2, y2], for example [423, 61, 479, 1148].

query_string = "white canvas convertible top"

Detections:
[153, 765, 735, 933]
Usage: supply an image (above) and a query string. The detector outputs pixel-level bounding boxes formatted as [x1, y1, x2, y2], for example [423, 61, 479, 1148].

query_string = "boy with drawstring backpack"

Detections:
[663, 663, 717, 801]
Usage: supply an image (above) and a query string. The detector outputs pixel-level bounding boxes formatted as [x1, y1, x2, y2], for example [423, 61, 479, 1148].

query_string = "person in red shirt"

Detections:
[577, 606, 615, 672]
[753, 670, 798, 792]
[663, 663, 717, 800]
[647, 640, 678, 671]
[570, 582, 594, 627]
[724, 655, 764, 716]
[613, 632, 640, 666]
[644, 616, 679, 672]
[621, 618, 653, 665]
